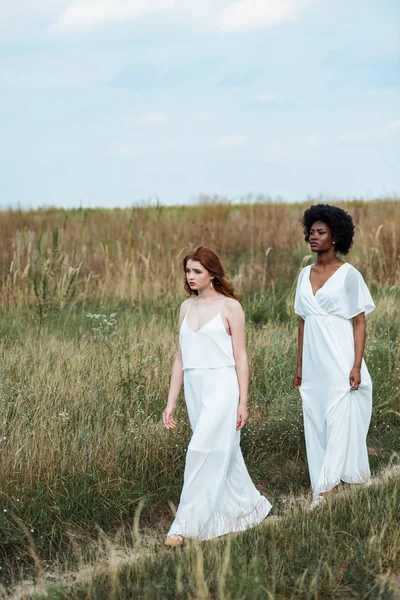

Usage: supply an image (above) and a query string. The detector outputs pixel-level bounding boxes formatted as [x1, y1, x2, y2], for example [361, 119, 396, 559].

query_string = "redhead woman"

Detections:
[293, 204, 375, 508]
[163, 247, 271, 546]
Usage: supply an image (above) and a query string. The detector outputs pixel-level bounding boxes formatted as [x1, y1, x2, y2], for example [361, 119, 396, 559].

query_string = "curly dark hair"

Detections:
[301, 204, 355, 255]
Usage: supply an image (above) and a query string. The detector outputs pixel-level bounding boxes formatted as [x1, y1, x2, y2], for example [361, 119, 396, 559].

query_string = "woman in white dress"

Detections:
[163, 247, 271, 546]
[293, 204, 375, 508]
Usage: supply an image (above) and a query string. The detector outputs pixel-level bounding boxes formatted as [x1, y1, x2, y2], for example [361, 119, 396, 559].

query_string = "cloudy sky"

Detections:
[0, 0, 399, 208]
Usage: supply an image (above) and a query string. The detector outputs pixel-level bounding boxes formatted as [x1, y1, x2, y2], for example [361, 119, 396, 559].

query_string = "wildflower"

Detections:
[87, 312, 117, 341]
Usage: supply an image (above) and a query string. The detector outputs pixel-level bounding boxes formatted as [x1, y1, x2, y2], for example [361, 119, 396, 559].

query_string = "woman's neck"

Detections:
[316, 250, 341, 267]
[196, 289, 222, 301]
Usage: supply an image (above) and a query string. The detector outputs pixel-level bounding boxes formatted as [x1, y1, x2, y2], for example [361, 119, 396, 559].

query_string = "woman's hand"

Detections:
[163, 403, 176, 429]
[293, 366, 302, 390]
[350, 367, 361, 391]
[236, 403, 248, 431]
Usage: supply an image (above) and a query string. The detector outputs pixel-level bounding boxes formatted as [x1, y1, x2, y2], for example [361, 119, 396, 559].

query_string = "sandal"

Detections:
[164, 534, 185, 547]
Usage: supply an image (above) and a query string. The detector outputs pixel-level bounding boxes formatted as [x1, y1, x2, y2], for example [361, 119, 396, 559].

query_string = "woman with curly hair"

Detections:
[293, 204, 375, 508]
[163, 247, 271, 546]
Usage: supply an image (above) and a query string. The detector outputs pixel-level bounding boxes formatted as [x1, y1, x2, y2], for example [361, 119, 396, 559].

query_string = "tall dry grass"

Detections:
[0, 199, 399, 594]
[1, 199, 399, 309]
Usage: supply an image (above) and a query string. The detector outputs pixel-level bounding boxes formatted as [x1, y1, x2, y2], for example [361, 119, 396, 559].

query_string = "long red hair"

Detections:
[183, 247, 241, 301]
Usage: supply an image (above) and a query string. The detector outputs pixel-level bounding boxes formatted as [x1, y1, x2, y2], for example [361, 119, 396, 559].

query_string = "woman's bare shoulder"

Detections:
[179, 297, 192, 314]
[177, 298, 192, 323]
[181, 297, 192, 308]
[224, 297, 243, 314]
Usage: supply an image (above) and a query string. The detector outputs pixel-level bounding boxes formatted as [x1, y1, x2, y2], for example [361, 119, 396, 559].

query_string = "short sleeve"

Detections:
[343, 267, 375, 319]
[294, 268, 305, 318]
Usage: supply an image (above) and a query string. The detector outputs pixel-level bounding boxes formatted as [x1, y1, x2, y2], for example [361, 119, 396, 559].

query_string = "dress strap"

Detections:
[219, 295, 227, 313]
[185, 297, 195, 318]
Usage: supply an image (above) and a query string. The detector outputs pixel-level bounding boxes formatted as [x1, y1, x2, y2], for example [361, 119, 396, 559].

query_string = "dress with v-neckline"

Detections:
[179, 295, 235, 370]
[294, 261, 376, 500]
[183, 295, 230, 336]
[168, 294, 272, 542]
[184, 312, 223, 335]
[309, 262, 347, 297]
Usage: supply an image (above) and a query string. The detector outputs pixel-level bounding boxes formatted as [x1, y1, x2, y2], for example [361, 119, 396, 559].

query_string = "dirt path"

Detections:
[5, 542, 155, 600]
[5, 465, 400, 600]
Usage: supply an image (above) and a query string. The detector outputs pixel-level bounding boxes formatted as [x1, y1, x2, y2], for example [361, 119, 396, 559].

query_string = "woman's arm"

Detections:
[226, 300, 248, 431]
[162, 349, 184, 429]
[162, 301, 188, 429]
[293, 318, 304, 389]
[350, 312, 366, 391]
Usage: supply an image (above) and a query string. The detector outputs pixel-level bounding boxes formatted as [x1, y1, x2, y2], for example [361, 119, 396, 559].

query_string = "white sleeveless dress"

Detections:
[294, 263, 375, 498]
[167, 297, 272, 541]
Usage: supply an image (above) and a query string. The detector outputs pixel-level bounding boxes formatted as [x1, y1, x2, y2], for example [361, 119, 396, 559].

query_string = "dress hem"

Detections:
[168, 496, 272, 542]
[313, 475, 371, 499]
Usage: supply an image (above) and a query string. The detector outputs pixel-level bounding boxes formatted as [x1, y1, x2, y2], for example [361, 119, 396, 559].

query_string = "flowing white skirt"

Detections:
[168, 366, 271, 541]
[300, 315, 372, 498]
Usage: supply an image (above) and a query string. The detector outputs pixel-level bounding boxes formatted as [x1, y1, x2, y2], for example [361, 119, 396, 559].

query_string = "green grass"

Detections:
[31, 475, 400, 600]
[0, 287, 399, 597]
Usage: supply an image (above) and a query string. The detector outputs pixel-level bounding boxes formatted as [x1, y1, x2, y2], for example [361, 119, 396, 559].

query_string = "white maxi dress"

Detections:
[167, 297, 272, 541]
[294, 263, 375, 498]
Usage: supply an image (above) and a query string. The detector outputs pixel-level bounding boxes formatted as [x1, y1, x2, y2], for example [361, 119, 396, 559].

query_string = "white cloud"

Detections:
[115, 143, 140, 158]
[387, 119, 400, 131]
[136, 112, 167, 126]
[50, 0, 316, 33]
[0, 1, 63, 21]
[340, 120, 400, 144]
[340, 130, 386, 143]
[51, 0, 176, 32]
[220, 0, 315, 33]
[216, 134, 246, 148]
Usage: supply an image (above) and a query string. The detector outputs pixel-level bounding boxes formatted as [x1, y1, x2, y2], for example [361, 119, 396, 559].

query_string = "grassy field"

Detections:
[28, 472, 400, 600]
[0, 199, 399, 311]
[0, 199, 399, 598]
